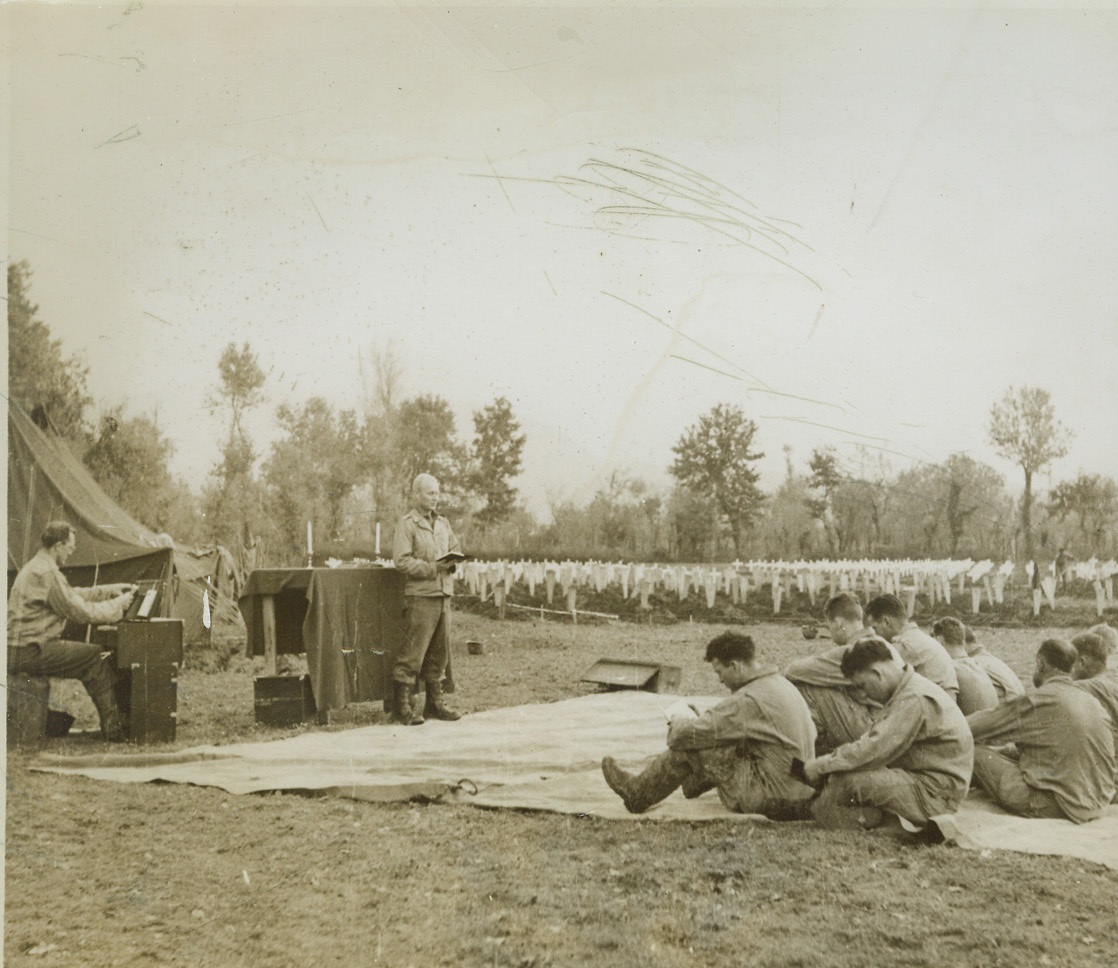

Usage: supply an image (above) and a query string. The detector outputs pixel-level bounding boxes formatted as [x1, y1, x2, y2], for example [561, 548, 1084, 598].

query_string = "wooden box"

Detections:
[7, 674, 50, 748]
[116, 665, 179, 744]
[581, 658, 682, 694]
[111, 618, 184, 669]
[254, 675, 317, 727]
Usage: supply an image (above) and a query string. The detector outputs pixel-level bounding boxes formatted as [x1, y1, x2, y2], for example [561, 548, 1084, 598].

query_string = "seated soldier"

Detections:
[801, 637, 973, 831]
[1071, 632, 1118, 799]
[864, 594, 958, 700]
[7, 521, 136, 741]
[964, 625, 1025, 700]
[1089, 623, 1118, 670]
[968, 638, 1116, 823]
[601, 631, 817, 816]
[785, 592, 889, 753]
[931, 616, 998, 713]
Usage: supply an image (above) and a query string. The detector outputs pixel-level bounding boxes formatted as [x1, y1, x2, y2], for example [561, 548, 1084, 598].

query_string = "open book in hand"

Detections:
[663, 699, 700, 722]
[437, 552, 469, 564]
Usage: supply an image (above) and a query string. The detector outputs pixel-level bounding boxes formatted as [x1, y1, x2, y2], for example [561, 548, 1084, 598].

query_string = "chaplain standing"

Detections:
[390, 473, 463, 725]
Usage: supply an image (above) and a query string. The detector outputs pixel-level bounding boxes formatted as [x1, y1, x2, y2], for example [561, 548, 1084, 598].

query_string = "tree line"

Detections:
[8, 261, 526, 569]
[9, 260, 1117, 570]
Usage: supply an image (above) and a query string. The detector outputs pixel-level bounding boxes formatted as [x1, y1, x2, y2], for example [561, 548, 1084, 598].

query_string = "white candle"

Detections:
[375, 522, 381, 556]
[307, 521, 313, 557]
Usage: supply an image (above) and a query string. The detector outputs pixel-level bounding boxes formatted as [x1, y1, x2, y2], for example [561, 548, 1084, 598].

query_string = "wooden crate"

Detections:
[254, 675, 317, 727]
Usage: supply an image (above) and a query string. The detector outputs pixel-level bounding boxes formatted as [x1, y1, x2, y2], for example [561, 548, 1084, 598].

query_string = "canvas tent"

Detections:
[7, 401, 239, 646]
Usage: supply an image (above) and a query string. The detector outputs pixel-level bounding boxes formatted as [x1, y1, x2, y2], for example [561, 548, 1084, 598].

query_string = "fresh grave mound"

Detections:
[33, 690, 1118, 867]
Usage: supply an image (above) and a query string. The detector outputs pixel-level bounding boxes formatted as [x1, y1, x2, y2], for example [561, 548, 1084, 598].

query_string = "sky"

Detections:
[5, 2, 1118, 522]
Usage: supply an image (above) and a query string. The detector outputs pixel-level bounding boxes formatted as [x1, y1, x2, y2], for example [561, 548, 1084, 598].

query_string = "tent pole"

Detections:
[22, 465, 37, 564]
[85, 561, 101, 643]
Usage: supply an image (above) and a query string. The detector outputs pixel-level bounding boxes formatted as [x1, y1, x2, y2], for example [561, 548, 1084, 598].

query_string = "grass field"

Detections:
[6, 615, 1118, 967]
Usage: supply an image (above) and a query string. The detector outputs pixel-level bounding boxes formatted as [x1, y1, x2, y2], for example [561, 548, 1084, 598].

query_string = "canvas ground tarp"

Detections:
[7, 401, 240, 644]
[33, 691, 1118, 870]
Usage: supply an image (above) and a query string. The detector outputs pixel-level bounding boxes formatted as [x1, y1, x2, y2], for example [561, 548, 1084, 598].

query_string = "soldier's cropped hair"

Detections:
[840, 637, 896, 678]
[1037, 637, 1077, 674]
[1088, 624, 1118, 654]
[932, 616, 967, 647]
[1071, 634, 1108, 675]
[864, 594, 907, 623]
[41, 521, 75, 549]
[824, 592, 862, 623]
[705, 631, 755, 665]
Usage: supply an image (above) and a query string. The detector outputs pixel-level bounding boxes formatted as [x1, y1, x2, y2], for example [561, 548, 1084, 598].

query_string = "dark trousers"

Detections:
[8, 639, 119, 714]
[814, 767, 960, 825]
[674, 745, 816, 815]
[971, 746, 1066, 819]
[796, 684, 877, 754]
[392, 596, 450, 684]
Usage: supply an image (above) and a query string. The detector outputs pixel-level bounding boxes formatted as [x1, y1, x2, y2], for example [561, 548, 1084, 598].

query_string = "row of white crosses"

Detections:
[1030, 557, 1118, 617]
[332, 553, 1115, 617]
[449, 556, 1106, 617]
[1082, 559, 1118, 616]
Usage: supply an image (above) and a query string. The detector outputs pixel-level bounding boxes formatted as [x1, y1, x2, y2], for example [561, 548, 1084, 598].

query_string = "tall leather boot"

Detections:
[423, 680, 461, 721]
[391, 681, 425, 726]
[87, 684, 126, 743]
[601, 751, 692, 814]
[681, 775, 718, 800]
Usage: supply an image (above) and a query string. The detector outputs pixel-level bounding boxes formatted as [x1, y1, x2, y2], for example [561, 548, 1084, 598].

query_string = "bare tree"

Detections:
[358, 342, 406, 532]
[209, 342, 266, 446]
[360, 340, 404, 420]
[202, 342, 266, 553]
[988, 386, 1071, 562]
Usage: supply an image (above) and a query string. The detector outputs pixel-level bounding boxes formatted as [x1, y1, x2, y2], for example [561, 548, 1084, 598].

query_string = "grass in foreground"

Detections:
[8, 615, 1118, 967]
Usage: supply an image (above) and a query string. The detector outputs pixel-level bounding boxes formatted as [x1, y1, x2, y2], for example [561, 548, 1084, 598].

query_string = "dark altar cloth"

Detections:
[239, 566, 407, 711]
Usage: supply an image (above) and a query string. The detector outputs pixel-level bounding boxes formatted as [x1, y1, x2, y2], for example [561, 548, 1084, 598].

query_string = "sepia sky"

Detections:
[6, 2, 1118, 520]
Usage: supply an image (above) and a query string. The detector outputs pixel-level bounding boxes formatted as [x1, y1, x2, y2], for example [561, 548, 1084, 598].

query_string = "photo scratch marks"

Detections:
[59, 52, 146, 73]
[600, 290, 773, 392]
[762, 415, 890, 444]
[807, 304, 825, 341]
[307, 196, 329, 232]
[477, 147, 913, 473]
[487, 153, 517, 214]
[218, 108, 319, 129]
[548, 148, 821, 291]
[96, 124, 141, 148]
